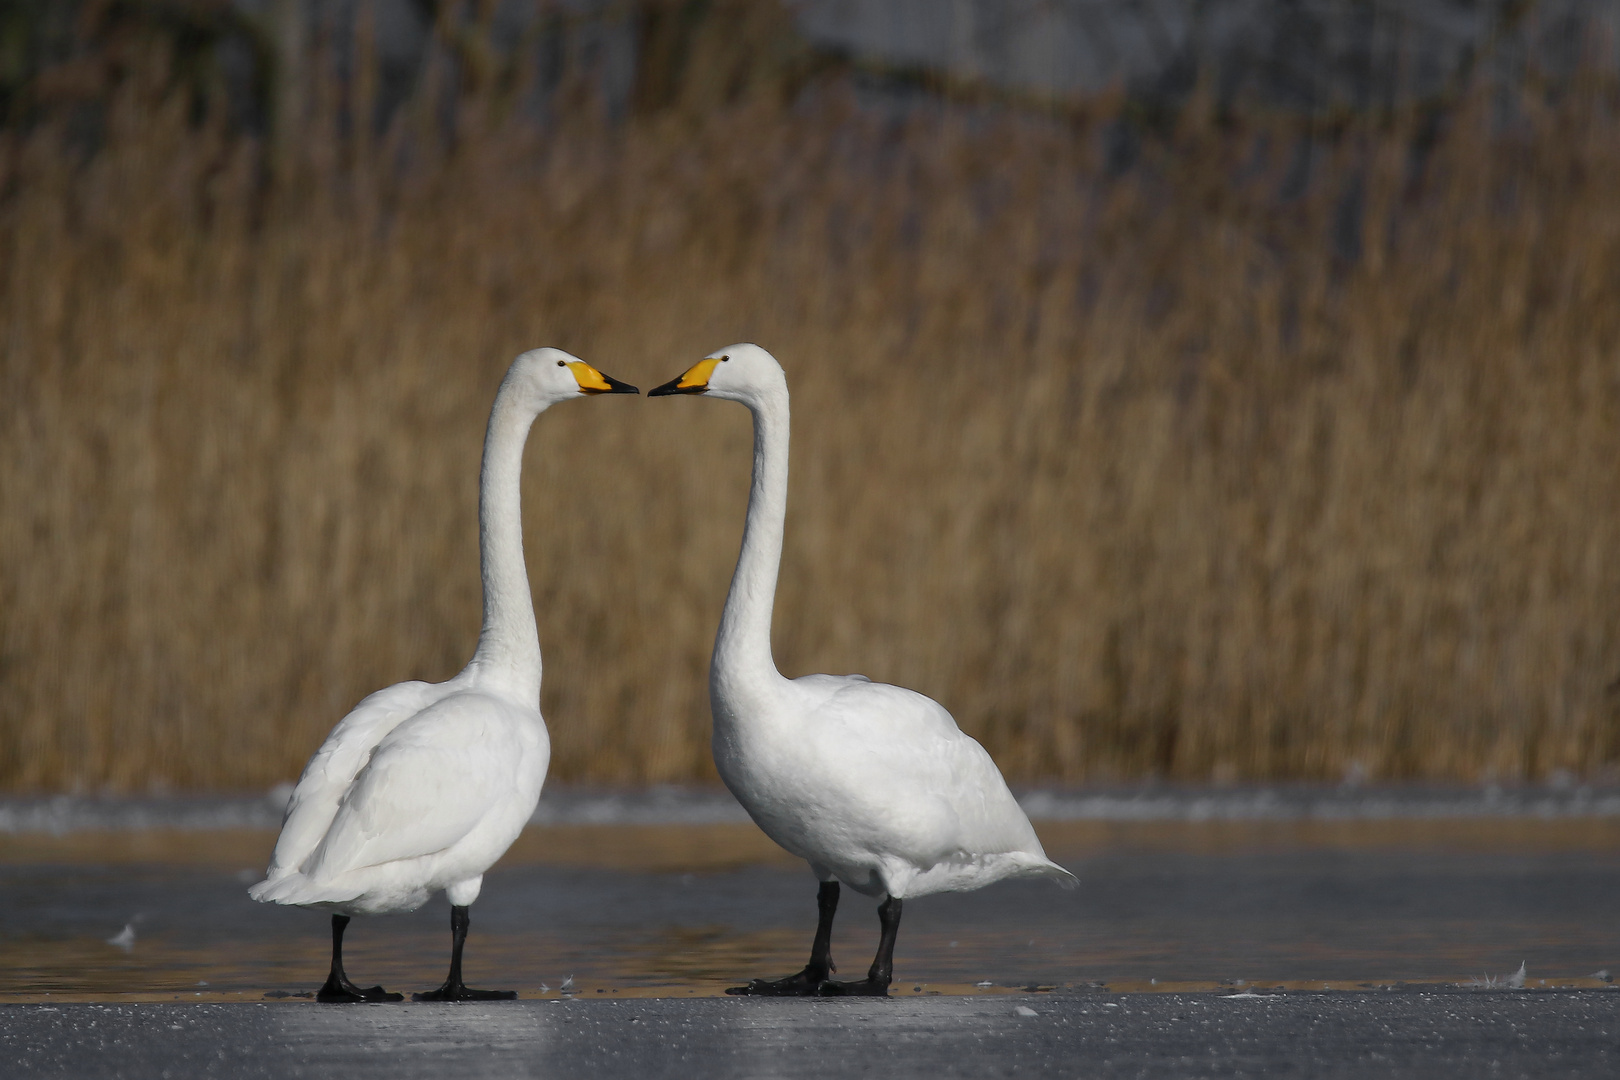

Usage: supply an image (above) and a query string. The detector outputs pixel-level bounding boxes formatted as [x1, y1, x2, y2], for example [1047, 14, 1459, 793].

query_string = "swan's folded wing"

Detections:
[813, 678, 1045, 857]
[934, 726, 1049, 855]
[302, 699, 527, 880]
[267, 680, 441, 877]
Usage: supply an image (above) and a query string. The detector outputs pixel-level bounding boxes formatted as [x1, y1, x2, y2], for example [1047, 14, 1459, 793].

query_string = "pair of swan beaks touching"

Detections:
[249, 344, 1075, 1002]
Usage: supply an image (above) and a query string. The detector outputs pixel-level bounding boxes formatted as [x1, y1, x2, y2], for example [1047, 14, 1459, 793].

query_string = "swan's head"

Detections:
[648, 343, 784, 404]
[508, 347, 638, 406]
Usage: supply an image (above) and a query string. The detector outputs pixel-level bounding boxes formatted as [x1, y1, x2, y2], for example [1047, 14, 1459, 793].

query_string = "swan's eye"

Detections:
[721, 355, 730, 362]
[556, 360, 565, 367]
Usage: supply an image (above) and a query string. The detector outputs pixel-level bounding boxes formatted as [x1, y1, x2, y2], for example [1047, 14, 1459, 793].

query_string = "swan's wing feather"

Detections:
[267, 679, 443, 877]
[799, 674, 963, 742]
[802, 676, 1045, 858]
[304, 694, 527, 878]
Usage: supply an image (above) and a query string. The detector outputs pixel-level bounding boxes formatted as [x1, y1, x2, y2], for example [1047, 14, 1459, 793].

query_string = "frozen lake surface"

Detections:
[4, 799, 1618, 1078]
[5, 993, 1618, 1080]
[2, 797, 1618, 1000]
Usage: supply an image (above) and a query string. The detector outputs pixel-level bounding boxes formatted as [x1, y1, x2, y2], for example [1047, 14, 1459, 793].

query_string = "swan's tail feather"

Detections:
[248, 872, 358, 908]
[887, 850, 1078, 898]
[246, 876, 280, 904]
[1040, 860, 1079, 890]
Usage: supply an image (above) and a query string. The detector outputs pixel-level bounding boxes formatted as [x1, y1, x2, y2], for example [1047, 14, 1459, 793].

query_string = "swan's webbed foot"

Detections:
[317, 975, 403, 1004]
[412, 981, 518, 1002]
[317, 914, 403, 1003]
[811, 895, 901, 999]
[724, 966, 833, 996]
[814, 976, 891, 997]
[412, 905, 515, 1001]
[727, 880, 842, 996]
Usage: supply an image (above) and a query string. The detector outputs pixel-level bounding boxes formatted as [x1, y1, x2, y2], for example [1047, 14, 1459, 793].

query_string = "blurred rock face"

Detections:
[797, 0, 1620, 106]
[14, 2, 1611, 141]
[243, 0, 1620, 117]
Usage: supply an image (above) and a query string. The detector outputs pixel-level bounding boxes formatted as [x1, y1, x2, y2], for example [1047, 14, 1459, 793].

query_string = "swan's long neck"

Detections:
[468, 384, 543, 705]
[712, 384, 791, 706]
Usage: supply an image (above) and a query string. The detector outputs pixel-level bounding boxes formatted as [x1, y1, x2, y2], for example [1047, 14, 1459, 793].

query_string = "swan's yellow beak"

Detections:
[567, 361, 639, 395]
[649, 357, 720, 397]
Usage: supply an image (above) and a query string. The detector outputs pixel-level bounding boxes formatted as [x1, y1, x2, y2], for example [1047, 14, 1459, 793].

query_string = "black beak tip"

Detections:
[606, 375, 639, 395]
[649, 376, 703, 397]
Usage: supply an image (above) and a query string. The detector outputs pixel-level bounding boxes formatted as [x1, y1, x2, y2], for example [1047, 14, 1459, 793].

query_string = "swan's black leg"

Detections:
[413, 905, 517, 1002]
[726, 880, 840, 996]
[817, 895, 901, 997]
[807, 879, 839, 979]
[316, 914, 402, 1003]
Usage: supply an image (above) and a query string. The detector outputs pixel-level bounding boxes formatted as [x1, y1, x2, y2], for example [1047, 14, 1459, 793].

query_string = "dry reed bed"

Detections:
[1, 74, 1618, 791]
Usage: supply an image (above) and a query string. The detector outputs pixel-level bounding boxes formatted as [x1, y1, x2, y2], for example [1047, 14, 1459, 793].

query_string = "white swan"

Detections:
[250, 348, 637, 1002]
[650, 344, 1074, 996]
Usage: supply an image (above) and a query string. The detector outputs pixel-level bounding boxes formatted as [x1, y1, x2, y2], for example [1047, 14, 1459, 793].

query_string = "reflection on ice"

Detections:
[2, 815, 1619, 1000]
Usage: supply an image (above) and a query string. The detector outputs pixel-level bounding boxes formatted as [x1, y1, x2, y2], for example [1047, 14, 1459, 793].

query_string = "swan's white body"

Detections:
[717, 672, 1070, 899]
[675, 344, 1074, 901]
[250, 349, 622, 918]
[249, 676, 546, 915]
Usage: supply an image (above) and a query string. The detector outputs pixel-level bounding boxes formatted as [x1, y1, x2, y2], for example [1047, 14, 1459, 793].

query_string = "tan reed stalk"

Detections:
[0, 48, 1617, 791]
